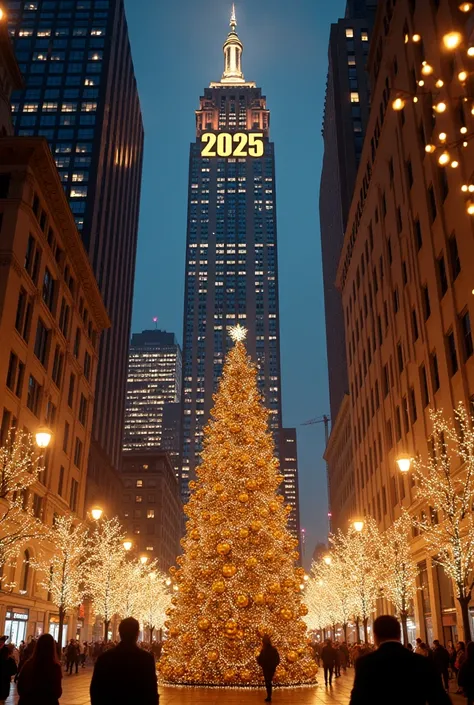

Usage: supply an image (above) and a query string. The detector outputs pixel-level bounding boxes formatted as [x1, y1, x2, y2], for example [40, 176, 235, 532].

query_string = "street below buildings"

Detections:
[3, 665, 466, 705]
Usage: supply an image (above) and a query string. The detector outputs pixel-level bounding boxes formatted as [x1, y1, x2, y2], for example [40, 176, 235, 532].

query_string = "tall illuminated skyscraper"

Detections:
[181, 8, 290, 512]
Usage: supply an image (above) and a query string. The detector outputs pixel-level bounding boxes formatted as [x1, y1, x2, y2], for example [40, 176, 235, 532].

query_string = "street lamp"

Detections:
[352, 518, 364, 532]
[140, 554, 149, 565]
[91, 506, 103, 521]
[396, 454, 412, 474]
[35, 426, 53, 449]
[123, 538, 133, 552]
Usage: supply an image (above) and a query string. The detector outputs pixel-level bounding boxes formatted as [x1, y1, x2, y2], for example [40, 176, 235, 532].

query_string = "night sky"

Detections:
[124, 0, 347, 566]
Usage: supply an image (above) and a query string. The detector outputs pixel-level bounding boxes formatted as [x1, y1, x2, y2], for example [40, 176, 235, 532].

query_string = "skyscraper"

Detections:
[123, 330, 182, 468]
[279, 428, 301, 546]
[6, 0, 144, 511]
[319, 0, 376, 530]
[181, 8, 283, 504]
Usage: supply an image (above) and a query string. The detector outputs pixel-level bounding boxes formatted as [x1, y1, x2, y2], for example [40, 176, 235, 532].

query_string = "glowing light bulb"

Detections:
[464, 141, 469, 147]
[436, 79, 444, 87]
[439, 132, 447, 141]
[434, 101, 447, 113]
[418, 79, 425, 86]
[451, 160, 459, 168]
[392, 97, 406, 111]
[404, 34, 409, 44]
[469, 185, 474, 192]
[425, 144, 436, 153]
[467, 200, 474, 214]
[459, 70, 468, 81]
[421, 62, 434, 75]
[396, 455, 412, 473]
[438, 151, 451, 165]
[469, 47, 474, 56]
[462, 184, 469, 192]
[443, 32, 462, 50]
[459, 2, 473, 12]
[0, 8, 4, 20]
[413, 96, 419, 103]
[412, 34, 421, 42]
[461, 126, 468, 134]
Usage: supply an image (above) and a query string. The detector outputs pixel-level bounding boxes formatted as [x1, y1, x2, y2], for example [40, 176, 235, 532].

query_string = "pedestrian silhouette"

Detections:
[257, 635, 280, 702]
[17, 633, 62, 705]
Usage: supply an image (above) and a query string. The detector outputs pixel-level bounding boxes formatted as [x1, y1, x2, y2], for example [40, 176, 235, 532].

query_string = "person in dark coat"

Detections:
[257, 635, 280, 702]
[350, 615, 452, 705]
[458, 641, 474, 705]
[90, 617, 158, 705]
[66, 639, 79, 675]
[0, 636, 17, 704]
[17, 633, 62, 705]
[321, 639, 337, 687]
[433, 640, 450, 692]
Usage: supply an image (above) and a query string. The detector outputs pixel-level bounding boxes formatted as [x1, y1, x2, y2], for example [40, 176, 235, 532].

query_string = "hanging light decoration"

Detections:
[392, 97, 406, 111]
[434, 101, 447, 113]
[443, 32, 462, 50]
[438, 151, 451, 165]
[459, 2, 473, 12]
[425, 144, 436, 153]
[421, 62, 434, 76]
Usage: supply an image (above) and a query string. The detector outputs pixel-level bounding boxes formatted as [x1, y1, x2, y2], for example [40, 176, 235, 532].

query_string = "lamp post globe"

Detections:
[123, 539, 133, 552]
[396, 454, 412, 473]
[35, 426, 53, 449]
[91, 506, 103, 521]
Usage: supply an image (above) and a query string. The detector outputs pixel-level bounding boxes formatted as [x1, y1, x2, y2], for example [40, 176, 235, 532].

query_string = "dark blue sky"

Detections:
[124, 0, 346, 565]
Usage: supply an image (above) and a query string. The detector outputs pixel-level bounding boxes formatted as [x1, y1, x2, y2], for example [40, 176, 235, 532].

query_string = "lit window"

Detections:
[361, 30, 369, 41]
[136, 479, 143, 488]
[135, 495, 143, 503]
[350, 92, 360, 103]
[346, 28, 354, 38]
[146, 545, 153, 551]
[70, 187, 87, 198]
[147, 509, 155, 519]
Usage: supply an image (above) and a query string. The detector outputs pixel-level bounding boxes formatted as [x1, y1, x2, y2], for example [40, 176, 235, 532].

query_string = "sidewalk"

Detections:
[4, 664, 467, 705]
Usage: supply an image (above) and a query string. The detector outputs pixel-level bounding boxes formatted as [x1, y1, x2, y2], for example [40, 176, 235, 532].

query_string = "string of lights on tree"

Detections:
[391, 8, 474, 215]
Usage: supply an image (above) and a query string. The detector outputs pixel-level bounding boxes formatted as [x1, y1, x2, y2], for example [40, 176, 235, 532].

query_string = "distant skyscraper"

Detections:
[181, 9, 283, 501]
[6, 0, 144, 510]
[320, 0, 376, 421]
[123, 330, 182, 463]
[280, 428, 301, 545]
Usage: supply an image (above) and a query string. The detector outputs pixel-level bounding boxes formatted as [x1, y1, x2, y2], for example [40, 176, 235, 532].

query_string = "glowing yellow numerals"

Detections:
[201, 132, 264, 158]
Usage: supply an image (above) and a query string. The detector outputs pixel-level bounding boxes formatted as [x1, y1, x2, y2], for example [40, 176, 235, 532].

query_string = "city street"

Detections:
[3, 667, 466, 705]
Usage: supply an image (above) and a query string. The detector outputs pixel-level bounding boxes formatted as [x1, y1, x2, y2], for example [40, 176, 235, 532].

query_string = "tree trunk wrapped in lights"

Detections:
[137, 561, 171, 645]
[413, 404, 474, 642]
[32, 515, 88, 651]
[0, 430, 46, 573]
[160, 327, 317, 686]
[378, 513, 418, 646]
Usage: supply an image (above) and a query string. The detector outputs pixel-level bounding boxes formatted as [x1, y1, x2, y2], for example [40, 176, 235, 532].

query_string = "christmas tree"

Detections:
[160, 326, 317, 686]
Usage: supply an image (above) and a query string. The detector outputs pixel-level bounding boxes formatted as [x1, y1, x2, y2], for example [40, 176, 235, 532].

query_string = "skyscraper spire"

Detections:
[221, 4, 245, 84]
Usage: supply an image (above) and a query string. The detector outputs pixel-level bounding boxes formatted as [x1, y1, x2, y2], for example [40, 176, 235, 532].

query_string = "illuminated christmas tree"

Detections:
[160, 326, 316, 686]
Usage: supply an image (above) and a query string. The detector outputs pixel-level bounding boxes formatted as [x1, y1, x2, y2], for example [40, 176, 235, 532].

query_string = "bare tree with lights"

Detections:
[160, 326, 316, 686]
[413, 404, 474, 641]
[0, 430, 46, 573]
[84, 516, 127, 641]
[137, 561, 171, 644]
[378, 513, 418, 646]
[32, 514, 88, 651]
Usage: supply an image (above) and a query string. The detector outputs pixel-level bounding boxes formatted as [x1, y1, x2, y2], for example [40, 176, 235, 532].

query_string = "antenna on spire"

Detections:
[230, 3, 237, 30]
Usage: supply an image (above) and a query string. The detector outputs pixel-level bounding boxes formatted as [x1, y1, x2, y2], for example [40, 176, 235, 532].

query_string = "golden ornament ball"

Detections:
[245, 478, 257, 491]
[254, 593, 265, 605]
[292, 551, 300, 561]
[181, 633, 193, 645]
[298, 621, 307, 631]
[188, 480, 197, 490]
[239, 527, 250, 539]
[237, 594, 249, 607]
[236, 629, 244, 639]
[169, 565, 177, 575]
[269, 501, 279, 513]
[283, 578, 294, 589]
[169, 627, 180, 638]
[195, 488, 205, 500]
[240, 669, 252, 682]
[197, 618, 211, 631]
[246, 556, 258, 569]
[289, 637, 300, 648]
[299, 604, 309, 616]
[221, 528, 232, 538]
[238, 492, 250, 503]
[275, 665, 287, 680]
[296, 567, 306, 577]
[225, 619, 238, 634]
[224, 669, 237, 683]
[212, 580, 226, 594]
[256, 458, 266, 467]
[213, 482, 225, 494]
[222, 563, 237, 578]
[280, 607, 294, 620]
[259, 507, 269, 518]
[207, 651, 219, 662]
[176, 555, 183, 564]
[268, 582, 281, 594]
[189, 550, 198, 560]
[171, 596, 178, 605]
[216, 541, 231, 555]
[210, 513, 223, 525]
[264, 549, 275, 562]
[277, 494, 284, 503]
[250, 520, 262, 532]
[179, 537, 186, 548]
[286, 650, 298, 664]
[276, 474, 285, 484]
[305, 664, 318, 678]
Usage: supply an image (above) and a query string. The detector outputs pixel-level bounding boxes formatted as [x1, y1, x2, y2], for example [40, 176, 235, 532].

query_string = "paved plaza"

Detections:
[3, 666, 466, 705]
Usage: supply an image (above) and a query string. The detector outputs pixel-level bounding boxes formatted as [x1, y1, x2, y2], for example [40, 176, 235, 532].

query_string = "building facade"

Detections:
[123, 330, 182, 468]
[121, 450, 182, 573]
[336, 0, 474, 643]
[181, 9, 284, 504]
[279, 428, 301, 546]
[323, 394, 355, 531]
[0, 136, 109, 643]
[320, 0, 376, 532]
[6, 0, 144, 513]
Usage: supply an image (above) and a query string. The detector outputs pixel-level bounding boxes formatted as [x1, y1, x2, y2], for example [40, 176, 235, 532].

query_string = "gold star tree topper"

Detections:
[229, 324, 247, 342]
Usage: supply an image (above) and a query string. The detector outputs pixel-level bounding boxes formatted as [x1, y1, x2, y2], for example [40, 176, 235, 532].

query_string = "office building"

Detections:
[121, 450, 182, 572]
[123, 330, 182, 468]
[279, 428, 301, 545]
[336, 0, 474, 644]
[320, 0, 376, 530]
[0, 135, 109, 643]
[181, 9, 284, 503]
[6, 0, 144, 513]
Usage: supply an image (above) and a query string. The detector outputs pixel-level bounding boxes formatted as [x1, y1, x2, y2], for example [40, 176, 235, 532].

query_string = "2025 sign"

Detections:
[201, 132, 265, 158]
